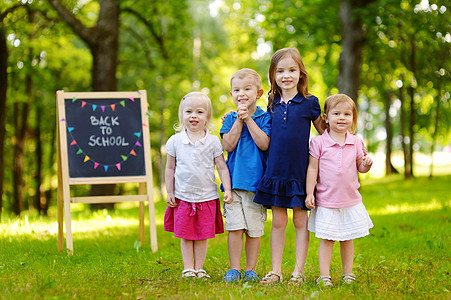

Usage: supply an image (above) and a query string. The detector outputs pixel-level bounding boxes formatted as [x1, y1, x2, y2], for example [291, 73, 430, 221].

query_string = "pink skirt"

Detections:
[164, 198, 224, 240]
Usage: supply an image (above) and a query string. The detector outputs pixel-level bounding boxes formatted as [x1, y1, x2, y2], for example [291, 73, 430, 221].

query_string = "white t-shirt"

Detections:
[166, 129, 224, 203]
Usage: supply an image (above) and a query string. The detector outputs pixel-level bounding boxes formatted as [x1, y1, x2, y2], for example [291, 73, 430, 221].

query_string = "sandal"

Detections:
[181, 269, 197, 278]
[196, 269, 211, 280]
[288, 272, 306, 284]
[260, 271, 282, 284]
[342, 273, 356, 284]
[316, 275, 333, 287]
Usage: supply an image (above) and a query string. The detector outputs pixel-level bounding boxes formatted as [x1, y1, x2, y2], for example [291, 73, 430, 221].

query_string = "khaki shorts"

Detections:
[223, 190, 267, 237]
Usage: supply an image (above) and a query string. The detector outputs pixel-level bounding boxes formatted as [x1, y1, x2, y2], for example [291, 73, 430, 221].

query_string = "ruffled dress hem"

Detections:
[308, 202, 373, 241]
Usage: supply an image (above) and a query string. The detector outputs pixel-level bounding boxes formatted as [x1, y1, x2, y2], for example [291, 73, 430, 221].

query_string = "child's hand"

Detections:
[166, 193, 177, 207]
[305, 194, 315, 209]
[237, 104, 250, 122]
[220, 110, 234, 124]
[362, 155, 373, 167]
[223, 190, 233, 204]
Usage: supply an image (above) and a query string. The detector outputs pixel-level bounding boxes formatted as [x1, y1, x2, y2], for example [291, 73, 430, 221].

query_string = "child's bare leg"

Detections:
[340, 240, 354, 274]
[292, 208, 309, 274]
[319, 239, 334, 276]
[181, 239, 194, 270]
[244, 233, 260, 272]
[270, 206, 288, 274]
[228, 230, 244, 270]
[193, 239, 208, 270]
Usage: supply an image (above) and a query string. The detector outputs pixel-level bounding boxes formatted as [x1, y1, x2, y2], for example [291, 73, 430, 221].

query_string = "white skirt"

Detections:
[308, 202, 373, 241]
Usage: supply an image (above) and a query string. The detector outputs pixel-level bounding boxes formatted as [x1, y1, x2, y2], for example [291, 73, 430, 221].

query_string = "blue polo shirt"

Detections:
[220, 106, 271, 192]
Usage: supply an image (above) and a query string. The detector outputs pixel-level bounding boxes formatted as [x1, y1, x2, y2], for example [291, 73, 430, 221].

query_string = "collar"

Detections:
[181, 128, 209, 145]
[252, 106, 266, 118]
[322, 129, 355, 147]
[274, 93, 304, 106]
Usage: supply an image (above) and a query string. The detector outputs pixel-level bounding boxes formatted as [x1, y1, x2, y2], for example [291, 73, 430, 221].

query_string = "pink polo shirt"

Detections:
[309, 130, 365, 208]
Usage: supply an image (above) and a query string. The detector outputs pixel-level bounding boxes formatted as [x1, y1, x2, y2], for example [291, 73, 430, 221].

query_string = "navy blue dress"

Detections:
[254, 93, 321, 209]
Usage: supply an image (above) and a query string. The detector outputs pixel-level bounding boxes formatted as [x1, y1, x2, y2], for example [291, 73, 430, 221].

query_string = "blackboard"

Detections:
[56, 91, 157, 253]
[63, 96, 146, 178]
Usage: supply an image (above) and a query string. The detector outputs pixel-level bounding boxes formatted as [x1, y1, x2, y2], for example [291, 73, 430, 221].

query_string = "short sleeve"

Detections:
[356, 136, 365, 160]
[211, 135, 224, 158]
[309, 135, 322, 159]
[310, 95, 321, 121]
[165, 135, 176, 157]
[219, 112, 237, 136]
[259, 112, 272, 137]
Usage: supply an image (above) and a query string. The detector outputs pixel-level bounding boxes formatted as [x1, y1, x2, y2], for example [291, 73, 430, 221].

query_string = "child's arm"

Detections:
[239, 105, 270, 151]
[222, 117, 244, 152]
[243, 118, 270, 151]
[305, 154, 319, 209]
[312, 115, 326, 135]
[165, 154, 177, 207]
[357, 154, 373, 173]
[214, 154, 233, 204]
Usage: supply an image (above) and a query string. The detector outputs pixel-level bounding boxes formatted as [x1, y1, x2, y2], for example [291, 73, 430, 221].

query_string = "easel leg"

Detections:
[64, 197, 73, 254]
[57, 188, 64, 251]
[139, 202, 145, 246]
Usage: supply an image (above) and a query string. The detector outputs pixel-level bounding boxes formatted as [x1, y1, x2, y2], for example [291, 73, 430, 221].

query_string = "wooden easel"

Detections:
[56, 90, 157, 253]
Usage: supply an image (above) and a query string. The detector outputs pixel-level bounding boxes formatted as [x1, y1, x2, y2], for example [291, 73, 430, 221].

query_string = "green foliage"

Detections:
[1, 0, 450, 215]
[0, 175, 450, 298]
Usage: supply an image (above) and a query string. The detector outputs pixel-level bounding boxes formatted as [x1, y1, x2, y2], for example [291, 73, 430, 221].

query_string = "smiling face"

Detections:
[325, 101, 354, 134]
[180, 95, 210, 134]
[275, 56, 301, 96]
[230, 75, 263, 111]
[323, 94, 358, 134]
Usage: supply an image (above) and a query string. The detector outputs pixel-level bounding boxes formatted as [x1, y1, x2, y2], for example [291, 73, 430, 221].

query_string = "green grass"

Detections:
[0, 175, 450, 299]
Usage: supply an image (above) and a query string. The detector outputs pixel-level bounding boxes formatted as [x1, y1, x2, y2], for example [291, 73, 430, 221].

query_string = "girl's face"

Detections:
[275, 56, 301, 95]
[181, 96, 209, 133]
[325, 102, 354, 134]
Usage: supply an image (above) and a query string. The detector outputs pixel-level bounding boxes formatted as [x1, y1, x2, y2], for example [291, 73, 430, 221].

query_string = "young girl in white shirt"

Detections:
[305, 94, 373, 287]
[164, 92, 233, 279]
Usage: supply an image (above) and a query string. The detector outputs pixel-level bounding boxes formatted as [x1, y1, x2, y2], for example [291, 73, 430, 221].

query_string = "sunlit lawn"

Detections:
[0, 172, 450, 299]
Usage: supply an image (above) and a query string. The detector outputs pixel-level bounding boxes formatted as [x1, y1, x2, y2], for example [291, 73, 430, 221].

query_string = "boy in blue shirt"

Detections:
[221, 68, 271, 282]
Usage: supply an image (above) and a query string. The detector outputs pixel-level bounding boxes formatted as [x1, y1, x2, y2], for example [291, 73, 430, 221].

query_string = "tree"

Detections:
[1, 3, 29, 216]
[337, 0, 376, 102]
[47, 0, 120, 206]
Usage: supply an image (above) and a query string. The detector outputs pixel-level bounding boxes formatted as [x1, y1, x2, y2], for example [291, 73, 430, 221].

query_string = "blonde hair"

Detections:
[323, 94, 358, 134]
[268, 48, 310, 110]
[174, 92, 213, 132]
[230, 68, 262, 90]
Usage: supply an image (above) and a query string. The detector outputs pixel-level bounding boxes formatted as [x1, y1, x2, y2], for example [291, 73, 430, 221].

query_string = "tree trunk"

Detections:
[13, 100, 30, 215]
[384, 89, 398, 175]
[34, 98, 43, 213]
[429, 68, 442, 178]
[0, 26, 7, 219]
[0, 4, 25, 219]
[407, 38, 416, 178]
[47, 0, 120, 209]
[399, 84, 411, 179]
[337, 0, 366, 102]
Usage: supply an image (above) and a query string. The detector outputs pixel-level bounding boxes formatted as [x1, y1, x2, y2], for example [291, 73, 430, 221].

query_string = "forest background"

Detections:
[0, 0, 450, 218]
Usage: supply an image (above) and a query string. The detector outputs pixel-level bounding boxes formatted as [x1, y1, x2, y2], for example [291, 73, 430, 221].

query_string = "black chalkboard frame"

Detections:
[56, 90, 157, 253]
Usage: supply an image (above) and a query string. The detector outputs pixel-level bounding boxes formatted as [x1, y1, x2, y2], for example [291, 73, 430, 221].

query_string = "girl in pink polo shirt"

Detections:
[305, 94, 373, 287]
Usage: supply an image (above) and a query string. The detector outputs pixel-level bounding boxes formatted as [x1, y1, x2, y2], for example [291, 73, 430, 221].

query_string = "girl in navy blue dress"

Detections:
[257, 48, 325, 284]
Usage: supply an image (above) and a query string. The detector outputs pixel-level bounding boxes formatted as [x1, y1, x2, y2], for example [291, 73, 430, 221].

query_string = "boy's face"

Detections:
[230, 76, 263, 109]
